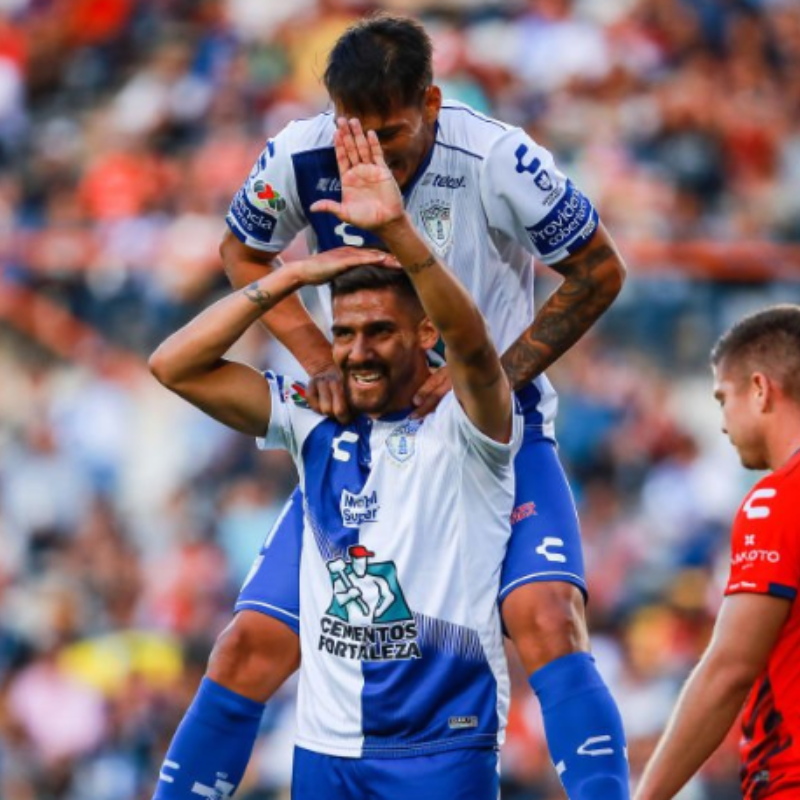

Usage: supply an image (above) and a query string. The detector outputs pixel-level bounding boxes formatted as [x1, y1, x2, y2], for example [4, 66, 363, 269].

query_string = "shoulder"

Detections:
[436, 100, 514, 160]
[736, 464, 800, 529]
[270, 111, 336, 158]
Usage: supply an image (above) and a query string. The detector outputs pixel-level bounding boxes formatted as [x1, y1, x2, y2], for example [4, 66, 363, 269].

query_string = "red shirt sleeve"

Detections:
[725, 470, 800, 600]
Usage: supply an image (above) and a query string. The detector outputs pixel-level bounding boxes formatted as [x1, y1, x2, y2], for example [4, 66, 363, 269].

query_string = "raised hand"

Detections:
[293, 246, 395, 286]
[310, 118, 404, 231]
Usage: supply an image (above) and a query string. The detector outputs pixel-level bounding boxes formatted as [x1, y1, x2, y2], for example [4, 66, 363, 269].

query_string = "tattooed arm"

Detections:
[501, 224, 626, 391]
[149, 247, 388, 436]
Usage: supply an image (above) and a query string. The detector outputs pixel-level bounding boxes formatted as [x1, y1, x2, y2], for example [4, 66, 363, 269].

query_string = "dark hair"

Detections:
[711, 304, 800, 401]
[330, 264, 421, 310]
[324, 13, 433, 118]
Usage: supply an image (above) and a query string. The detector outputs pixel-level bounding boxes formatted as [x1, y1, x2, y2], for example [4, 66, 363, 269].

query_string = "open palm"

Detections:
[310, 118, 404, 231]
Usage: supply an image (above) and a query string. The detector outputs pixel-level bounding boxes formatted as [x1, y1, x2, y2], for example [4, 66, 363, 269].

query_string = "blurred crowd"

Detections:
[1, 0, 800, 798]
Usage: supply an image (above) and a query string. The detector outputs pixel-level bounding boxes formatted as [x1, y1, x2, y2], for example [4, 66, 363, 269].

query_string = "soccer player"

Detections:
[150, 117, 523, 799]
[635, 305, 800, 800]
[152, 13, 630, 800]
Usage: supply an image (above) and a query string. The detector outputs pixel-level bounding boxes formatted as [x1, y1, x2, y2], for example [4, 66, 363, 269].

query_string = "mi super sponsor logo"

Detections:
[340, 489, 380, 527]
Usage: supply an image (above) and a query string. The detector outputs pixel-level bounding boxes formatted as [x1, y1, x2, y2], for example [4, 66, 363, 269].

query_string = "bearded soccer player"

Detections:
[636, 305, 800, 800]
[152, 13, 629, 800]
[151, 118, 522, 799]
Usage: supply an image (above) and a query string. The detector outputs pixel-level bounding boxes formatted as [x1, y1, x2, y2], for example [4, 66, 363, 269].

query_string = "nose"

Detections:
[348, 333, 373, 364]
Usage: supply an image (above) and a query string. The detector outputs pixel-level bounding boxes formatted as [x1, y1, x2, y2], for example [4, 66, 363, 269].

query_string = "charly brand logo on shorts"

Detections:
[386, 420, 422, 464]
[420, 200, 453, 253]
[251, 180, 286, 214]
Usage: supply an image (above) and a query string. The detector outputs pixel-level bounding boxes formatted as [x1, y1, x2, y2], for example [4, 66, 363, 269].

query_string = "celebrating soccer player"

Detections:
[153, 13, 630, 800]
[151, 116, 522, 799]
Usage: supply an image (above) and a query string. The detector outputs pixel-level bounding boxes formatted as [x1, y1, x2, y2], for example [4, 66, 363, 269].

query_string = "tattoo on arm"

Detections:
[243, 282, 274, 311]
[502, 243, 623, 390]
[406, 254, 437, 275]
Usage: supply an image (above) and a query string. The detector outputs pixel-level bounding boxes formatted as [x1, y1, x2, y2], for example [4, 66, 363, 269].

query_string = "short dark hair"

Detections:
[330, 264, 421, 312]
[324, 13, 433, 118]
[711, 304, 800, 401]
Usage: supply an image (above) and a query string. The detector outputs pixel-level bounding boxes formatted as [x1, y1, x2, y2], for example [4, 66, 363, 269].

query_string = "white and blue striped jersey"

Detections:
[258, 372, 523, 758]
[227, 100, 601, 438]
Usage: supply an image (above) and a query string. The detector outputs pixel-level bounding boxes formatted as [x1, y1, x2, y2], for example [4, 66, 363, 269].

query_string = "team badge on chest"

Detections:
[385, 420, 421, 464]
[420, 200, 453, 254]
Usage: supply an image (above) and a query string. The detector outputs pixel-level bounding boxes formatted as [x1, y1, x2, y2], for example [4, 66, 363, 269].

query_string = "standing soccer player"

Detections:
[151, 118, 523, 799]
[636, 305, 800, 800]
[152, 13, 630, 800]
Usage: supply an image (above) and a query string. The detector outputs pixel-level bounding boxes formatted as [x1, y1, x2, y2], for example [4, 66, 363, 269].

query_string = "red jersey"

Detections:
[725, 449, 800, 799]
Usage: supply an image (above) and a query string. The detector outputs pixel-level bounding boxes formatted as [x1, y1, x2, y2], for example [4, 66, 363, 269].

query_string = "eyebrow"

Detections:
[373, 123, 405, 139]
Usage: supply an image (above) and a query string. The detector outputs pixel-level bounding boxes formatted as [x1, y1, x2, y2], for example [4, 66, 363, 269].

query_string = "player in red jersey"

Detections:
[636, 304, 800, 800]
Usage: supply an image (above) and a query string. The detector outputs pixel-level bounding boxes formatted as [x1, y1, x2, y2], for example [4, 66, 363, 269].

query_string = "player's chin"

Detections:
[345, 379, 390, 415]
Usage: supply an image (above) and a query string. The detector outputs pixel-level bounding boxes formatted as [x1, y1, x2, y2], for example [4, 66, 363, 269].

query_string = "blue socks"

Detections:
[529, 652, 629, 799]
[152, 677, 265, 799]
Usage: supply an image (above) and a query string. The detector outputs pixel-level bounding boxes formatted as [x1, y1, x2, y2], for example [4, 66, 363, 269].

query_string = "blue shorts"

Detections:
[236, 416, 587, 634]
[291, 746, 499, 800]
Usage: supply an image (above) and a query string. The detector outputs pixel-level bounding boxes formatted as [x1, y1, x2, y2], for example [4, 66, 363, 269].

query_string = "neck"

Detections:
[765, 415, 800, 471]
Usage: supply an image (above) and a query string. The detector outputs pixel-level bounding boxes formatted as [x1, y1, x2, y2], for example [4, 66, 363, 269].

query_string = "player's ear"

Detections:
[751, 371, 774, 412]
[418, 317, 439, 351]
[423, 85, 442, 124]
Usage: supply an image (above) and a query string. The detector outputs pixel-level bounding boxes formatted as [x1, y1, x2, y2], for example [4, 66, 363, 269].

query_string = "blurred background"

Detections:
[1, 0, 799, 797]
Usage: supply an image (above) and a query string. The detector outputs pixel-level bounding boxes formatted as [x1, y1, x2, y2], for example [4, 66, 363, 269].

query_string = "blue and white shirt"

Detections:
[227, 101, 601, 438]
[259, 372, 523, 758]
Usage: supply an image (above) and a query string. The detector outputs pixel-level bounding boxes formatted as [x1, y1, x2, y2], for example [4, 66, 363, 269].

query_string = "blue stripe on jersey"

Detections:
[361, 630, 499, 756]
[768, 583, 797, 600]
[228, 186, 278, 244]
[524, 180, 598, 259]
[433, 141, 484, 161]
[292, 148, 384, 252]
[300, 416, 375, 559]
[440, 105, 509, 131]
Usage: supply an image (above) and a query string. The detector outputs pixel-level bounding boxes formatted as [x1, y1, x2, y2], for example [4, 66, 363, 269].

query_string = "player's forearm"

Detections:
[221, 233, 336, 376]
[636, 655, 751, 800]
[501, 227, 626, 390]
[150, 267, 303, 386]
[378, 216, 498, 372]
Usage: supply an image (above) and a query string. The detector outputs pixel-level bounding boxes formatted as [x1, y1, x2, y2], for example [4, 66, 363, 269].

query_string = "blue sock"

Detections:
[152, 677, 265, 799]
[528, 652, 630, 800]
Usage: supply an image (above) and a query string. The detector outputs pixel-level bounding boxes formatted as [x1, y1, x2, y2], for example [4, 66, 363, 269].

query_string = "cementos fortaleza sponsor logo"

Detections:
[525, 181, 597, 257]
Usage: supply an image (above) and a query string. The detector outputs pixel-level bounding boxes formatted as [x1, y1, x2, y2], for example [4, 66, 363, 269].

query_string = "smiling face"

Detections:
[335, 87, 441, 189]
[712, 359, 769, 471]
[331, 287, 436, 416]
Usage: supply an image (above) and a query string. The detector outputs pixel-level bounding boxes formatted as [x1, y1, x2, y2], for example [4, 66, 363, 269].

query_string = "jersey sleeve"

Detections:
[480, 128, 599, 265]
[725, 477, 800, 601]
[434, 391, 524, 471]
[226, 125, 309, 253]
[257, 372, 322, 463]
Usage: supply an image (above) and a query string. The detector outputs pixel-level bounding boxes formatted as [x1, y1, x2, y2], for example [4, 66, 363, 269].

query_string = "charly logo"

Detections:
[386, 420, 421, 464]
[251, 179, 286, 214]
[420, 200, 453, 253]
[321, 545, 421, 661]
